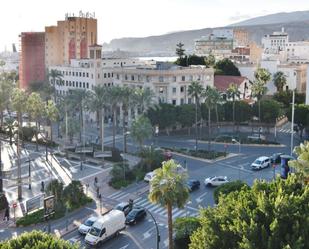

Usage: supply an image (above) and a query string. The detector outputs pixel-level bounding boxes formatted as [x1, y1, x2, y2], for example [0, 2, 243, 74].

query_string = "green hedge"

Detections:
[213, 180, 250, 204]
[174, 217, 201, 249]
[16, 209, 44, 227]
[163, 147, 226, 160]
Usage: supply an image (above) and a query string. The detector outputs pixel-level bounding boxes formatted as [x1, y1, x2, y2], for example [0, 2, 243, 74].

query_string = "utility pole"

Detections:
[17, 111, 22, 200]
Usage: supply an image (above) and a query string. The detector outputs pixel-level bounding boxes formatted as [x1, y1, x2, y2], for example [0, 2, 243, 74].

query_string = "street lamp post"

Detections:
[232, 139, 241, 153]
[0, 139, 3, 193]
[290, 89, 295, 156]
[145, 208, 160, 249]
[25, 158, 33, 190]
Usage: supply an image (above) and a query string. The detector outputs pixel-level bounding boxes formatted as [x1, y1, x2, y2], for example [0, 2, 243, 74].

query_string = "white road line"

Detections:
[148, 205, 161, 212]
[196, 192, 208, 203]
[186, 206, 199, 212]
[115, 192, 130, 200]
[135, 198, 149, 206]
[173, 209, 185, 218]
[143, 202, 155, 209]
[107, 191, 122, 198]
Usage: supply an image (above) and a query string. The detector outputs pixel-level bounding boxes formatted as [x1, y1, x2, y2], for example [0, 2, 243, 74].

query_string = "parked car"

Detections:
[78, 216, 98, 235]
[271, 153, 284, 164]
[125, 208, 147, 225]
[187, 179, 200, 192]
[113, 202, 132, 216]
[247, 134, 266, 141]
[85, 210, 125, 246]
[204, 176, 229, 187]
[144, 171, 156, 182]
[251, 156, 271, 170]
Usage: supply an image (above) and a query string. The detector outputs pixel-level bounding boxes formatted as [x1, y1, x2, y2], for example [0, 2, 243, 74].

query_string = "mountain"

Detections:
[103, 10, 309, 56]
[230, 10, 309, 26]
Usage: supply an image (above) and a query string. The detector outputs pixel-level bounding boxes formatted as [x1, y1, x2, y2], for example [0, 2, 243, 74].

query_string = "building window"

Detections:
[125, 75, 128, 80]
[182, 76, 185, 81]
[72, 72, 75, 76]
[83, 82, 85, 88]
[80, 82, 82, 87]
[173, 76, 177, 82]
[180, 86, 184, 92]
[172, 87, 176, 94]
[86, 83, 89, 89]
[72, 82, 75, 87]
[79, 72, 81, 77]
[87, 72, 89, 77]
[189, 75, 193, 81]
[104, 73, 107, 78]
[180, 98, 184, 105]
[172, 99, 176, 105]
[83, 72, 85, 77]
[108, 73, 110, 78]
[66, 81, 68, 86]
[112, 73, 114, 77]
[159, 87, 164, 93]
[117, 74, 119, 80]
[188, 98, 192, 104]
[146, 76, 150, 82]
[69, 81, 72, 87]
[98, 73, 100, 79]
[131, 75, 135, 81]
[159, 76, 164, 82]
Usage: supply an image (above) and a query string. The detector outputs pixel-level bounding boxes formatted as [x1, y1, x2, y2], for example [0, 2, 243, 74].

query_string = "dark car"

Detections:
[125, 208, 147, 225]
[271, 153, 284, 164]
[114, 202, 132, 216]
[187, 179, 200, 192]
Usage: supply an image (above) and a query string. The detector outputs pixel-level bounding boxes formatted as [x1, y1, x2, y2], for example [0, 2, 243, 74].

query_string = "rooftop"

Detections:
[214, 75, 247, 91]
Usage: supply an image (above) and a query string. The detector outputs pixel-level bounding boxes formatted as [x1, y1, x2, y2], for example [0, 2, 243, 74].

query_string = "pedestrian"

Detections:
[41, 181, 45, 192]
[4, 207, 9, 221]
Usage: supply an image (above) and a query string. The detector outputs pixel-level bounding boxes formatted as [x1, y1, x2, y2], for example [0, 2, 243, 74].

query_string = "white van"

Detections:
[85, 210, 126, 247]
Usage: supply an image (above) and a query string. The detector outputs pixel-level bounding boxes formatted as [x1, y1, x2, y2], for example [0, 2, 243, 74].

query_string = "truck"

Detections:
[84, 210, 126, 247]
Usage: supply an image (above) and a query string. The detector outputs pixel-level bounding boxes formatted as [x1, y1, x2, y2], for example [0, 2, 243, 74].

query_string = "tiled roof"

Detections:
[214, 75, 247, 92]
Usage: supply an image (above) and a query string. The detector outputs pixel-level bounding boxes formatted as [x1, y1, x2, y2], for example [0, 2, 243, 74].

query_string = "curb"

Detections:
[171, 151, 239, 163]
[187, 140, 286, 148]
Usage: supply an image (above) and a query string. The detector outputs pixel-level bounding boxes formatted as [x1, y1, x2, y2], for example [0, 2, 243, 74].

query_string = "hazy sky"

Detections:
[2, 0, 309, 51]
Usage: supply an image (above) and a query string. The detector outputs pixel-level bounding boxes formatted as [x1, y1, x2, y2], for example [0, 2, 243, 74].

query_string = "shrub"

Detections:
[213, 180, 249, 204]
[174, 217, 201, 249]
[105, 148, 123, 162]
[16, 209, 44, 227]
[0, 230, 78, 249]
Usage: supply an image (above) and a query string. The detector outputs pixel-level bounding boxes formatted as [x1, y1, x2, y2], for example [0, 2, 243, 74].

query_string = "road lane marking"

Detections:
[196, 192, 208, 203]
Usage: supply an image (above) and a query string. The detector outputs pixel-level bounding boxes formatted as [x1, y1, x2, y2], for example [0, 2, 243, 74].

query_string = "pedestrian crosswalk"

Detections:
[107, 190, 198, 219]
[278, 128, 292, 134]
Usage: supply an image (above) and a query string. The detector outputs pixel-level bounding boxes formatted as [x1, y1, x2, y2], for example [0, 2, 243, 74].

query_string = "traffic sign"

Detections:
[12, 203, 17, 209]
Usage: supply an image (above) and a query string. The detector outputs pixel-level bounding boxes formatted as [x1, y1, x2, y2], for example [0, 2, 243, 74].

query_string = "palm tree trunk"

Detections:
[35, 121, 39, 152]
[233, 100, 235, 130]
[112, 107, 116, 149]
[258, 99, 261, 123]
[0, 110, 3, 129]
[101, 108, 105, 152]
[79, 107, 83, 143]
[195, 101, 198, 152]
[50, 121, 53, 142]
[167, 203, 173, 249]
[208, 107, 211, 151]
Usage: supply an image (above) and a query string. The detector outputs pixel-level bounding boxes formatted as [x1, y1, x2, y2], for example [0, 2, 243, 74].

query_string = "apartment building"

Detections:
[262, 28, 289, 55]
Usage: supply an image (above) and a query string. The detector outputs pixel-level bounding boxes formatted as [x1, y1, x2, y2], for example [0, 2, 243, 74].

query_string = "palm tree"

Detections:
[4, 118, 17, 145]
[188, 81, 204, 151]
[88, 86, 110, 152]
[202, 87, 218, 151]
[28, 81, 55, 100]
[44, 100, 59, 142]
[226, 83, 241, 127]
[149, 159, 189, 249]
[67, 89, 90, 143]
[0, 74, 14, 129]
[48, 69, 63, 102]
[26, 93, 45, 151]
[11, 87, 28, 200]
[134, 87, 155, 114]
[130, 115, 153, 151]
[211, 88, 224, 128]
[273, 71, 287, 92]
[109, 86, 123, 148]
[253, 68, 271, 123]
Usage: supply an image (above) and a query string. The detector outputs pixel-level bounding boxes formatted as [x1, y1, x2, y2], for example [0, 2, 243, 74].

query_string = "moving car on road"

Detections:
[125, 207, 147, 225]
[187, 179, 200, 191]
[85, 210, 125, 247]
[113, 202, 132, 216]
[271, 153, 284, 164]
[251, 156, 271, 170]
[204, 176, 229, 187]
[144, 171, 156, 182]
[78, 216, 98, 235]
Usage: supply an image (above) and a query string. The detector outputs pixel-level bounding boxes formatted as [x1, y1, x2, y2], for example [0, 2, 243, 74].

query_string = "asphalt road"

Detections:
[63, 131, 296, 249]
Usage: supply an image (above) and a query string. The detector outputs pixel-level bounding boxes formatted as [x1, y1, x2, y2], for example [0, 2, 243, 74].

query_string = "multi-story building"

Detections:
[19, 32, 45, 89]
[285, 41, 309, 63]
[45, 13, 97, 68]
[261, 28, 289, 55]
[233, 28, 249, 48]
[237, 60, 307, 94]
[113, 62, 214, 105]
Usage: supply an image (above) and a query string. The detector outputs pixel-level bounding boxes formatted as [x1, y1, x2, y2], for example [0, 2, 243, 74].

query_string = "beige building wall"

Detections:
[45, 17, 97, 68]
[249, 42, 263, 64]
[233, 28, 249, 47]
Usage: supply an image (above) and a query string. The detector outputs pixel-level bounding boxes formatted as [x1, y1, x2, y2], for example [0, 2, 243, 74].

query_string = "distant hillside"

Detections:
[230, 10, 309, 26]
[103, 10, 309, 56]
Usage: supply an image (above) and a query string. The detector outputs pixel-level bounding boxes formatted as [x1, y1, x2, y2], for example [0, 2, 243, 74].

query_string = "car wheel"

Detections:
[207, 183, 211, 187]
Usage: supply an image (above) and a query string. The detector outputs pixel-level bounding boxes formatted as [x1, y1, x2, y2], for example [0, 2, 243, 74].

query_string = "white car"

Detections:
[144, 171, 156, 182]
[204, 176, 229, 187]
[251, 156, 271, 170]
[78, 216, 98, 235]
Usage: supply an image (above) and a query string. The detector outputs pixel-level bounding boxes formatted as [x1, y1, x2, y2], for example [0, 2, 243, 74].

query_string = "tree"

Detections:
[48, 69, 63, 102]
[0, 231, 78, 249]
[26, 93, 45, 151]
[174, 217, 201, 249]
[273, 71, 287, 92]
[130, 115, 153, 151]
[4, 118, 17, 145]
[253, 99, 283, 124]
[62, 116, 80, 144]
[226, 83, 240, 127]
[213, 180, 249, 204]
[287, 104, 309, 138]
[0, 73, 14, 128]
[252, 68, 271, 123]
[204, 54, 216, 68]
[44, 100, 59, 142]
[176, 104, 196, 134]
[176, 55, 206, 67]
[109, 86, 123, 148]
[149, 159, 189, 249]
[11, 87, 28, 200]
[289, 141, 309, 183]
[189, 175, 309, 249]
[202, 86, 218, 150]
[214, 59, 241, 76]
[28, 81, 55, 100]
[273, 90, 305, 109]
[88, 85, 110, 151]
[134, 87, 155, 114]
[188, 81, 204, 151]
[176, 42, 186, 59]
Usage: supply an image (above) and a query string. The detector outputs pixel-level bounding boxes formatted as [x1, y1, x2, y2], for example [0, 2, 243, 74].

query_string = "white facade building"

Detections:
[113, 62, 214, 105]
[261, 28, 289, 55]
[286, 41, 309, 63]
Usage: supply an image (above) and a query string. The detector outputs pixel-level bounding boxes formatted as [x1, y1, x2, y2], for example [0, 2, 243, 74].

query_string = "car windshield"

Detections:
[254, 160, 262, 164]
[84, 219, 95, 226]
[127, 210, 139, 218]
[89, 226, 101, 237]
